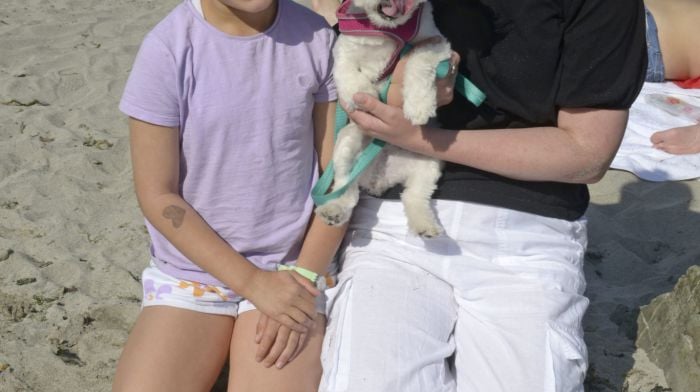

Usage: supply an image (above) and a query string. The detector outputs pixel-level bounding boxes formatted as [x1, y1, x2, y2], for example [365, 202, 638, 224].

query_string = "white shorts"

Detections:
[141, 261, 329, 316]
[141, 260, 254, 317]
[320, 197, 589, 392]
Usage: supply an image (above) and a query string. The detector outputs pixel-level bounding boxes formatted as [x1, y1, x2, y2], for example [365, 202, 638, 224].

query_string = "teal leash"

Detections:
[311, 80, 391, 206]
[311, 51, 486, 207]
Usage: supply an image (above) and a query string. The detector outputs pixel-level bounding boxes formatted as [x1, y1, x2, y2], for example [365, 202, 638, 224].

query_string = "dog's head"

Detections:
[351, 0, 426, 28]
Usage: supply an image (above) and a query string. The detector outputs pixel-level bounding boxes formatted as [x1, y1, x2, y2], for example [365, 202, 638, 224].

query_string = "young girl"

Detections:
[112, 0, 344, 390]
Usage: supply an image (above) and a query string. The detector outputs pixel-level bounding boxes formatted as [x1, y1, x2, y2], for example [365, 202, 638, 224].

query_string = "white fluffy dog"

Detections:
[316, 0, 451, 237]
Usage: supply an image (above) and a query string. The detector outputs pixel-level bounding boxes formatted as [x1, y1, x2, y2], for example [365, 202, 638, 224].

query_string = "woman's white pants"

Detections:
[320, 197, 589, 392]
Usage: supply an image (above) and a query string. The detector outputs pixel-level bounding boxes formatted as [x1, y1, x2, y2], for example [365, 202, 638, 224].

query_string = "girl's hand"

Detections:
[243, 270, 319, 333]
[254, 313, 310, 369]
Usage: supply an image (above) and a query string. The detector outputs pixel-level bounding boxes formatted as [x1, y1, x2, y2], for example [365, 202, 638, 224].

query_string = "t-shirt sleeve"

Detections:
[314, 27, 337, 103]
[119, 33, 180, 127]
[555, 0, 647, 109]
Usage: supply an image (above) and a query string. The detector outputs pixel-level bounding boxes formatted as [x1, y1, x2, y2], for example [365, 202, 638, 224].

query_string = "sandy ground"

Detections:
[0, 1, 698, 391]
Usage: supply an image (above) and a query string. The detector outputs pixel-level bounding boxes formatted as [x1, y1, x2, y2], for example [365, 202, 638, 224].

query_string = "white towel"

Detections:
[610, 82, 700, 181]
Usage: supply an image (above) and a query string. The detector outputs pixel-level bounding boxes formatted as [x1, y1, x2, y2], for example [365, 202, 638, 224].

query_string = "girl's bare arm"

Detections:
[129, 118, 317, 332]
[296, 101, 347, 276]
[254, 101, 348, 368]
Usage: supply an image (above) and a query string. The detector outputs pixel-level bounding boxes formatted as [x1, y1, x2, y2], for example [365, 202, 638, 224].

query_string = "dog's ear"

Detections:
[431, 0, 500, 55]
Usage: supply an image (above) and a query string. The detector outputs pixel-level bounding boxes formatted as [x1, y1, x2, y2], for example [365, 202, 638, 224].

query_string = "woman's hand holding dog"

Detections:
[343, 42, 460, 148]
[344, 94, 423, 148]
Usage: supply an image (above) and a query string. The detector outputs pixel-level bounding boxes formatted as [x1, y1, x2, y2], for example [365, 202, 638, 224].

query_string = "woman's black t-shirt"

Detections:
[381, 0, 647, 221]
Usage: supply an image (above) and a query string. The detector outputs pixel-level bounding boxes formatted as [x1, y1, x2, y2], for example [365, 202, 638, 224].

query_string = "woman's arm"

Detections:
[129, 118, 317, 332]
[343, 94, 628, 184]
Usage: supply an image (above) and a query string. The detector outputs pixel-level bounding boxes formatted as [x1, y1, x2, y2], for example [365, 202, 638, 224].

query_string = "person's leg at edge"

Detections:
[644, 5, 666, 82]
[112, 306, 234, 392]
[227, 308, 326, 392]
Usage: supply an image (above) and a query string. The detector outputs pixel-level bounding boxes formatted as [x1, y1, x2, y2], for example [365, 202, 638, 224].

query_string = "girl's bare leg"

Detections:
[112, 306, 234, 392]
[227, 309, 326, 392]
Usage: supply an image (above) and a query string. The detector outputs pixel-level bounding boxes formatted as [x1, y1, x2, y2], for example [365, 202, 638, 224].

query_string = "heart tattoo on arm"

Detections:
[163, 205, 185, 228]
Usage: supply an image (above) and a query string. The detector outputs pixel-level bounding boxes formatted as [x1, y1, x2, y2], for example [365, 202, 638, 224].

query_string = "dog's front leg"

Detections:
[401, 39, 452, 125]
[333, 35, 396, 111]
[401, 157, 444, 237]
[315, 122, 366, 226]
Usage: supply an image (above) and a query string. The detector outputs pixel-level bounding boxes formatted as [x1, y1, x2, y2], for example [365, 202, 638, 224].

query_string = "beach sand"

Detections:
[0, 1, 698, 391]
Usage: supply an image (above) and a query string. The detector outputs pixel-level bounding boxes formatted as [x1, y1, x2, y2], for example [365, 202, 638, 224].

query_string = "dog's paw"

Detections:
[316, 203, 353, 227]
[403, 103, 435, 126]
[365, 187, 384, 197]
[411, 222, 444, 239]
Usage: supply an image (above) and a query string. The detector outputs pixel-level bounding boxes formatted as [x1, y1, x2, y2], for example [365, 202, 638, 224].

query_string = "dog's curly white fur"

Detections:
[316, 0, 450, 237]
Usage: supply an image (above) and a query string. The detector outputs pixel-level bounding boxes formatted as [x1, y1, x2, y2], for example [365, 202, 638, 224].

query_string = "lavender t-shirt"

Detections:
[120, 0, 336, 286]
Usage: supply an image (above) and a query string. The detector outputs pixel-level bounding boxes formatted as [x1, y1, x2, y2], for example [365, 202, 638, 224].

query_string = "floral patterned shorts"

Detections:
[141, 260, 254, 317]
[141, 260, 327, 316]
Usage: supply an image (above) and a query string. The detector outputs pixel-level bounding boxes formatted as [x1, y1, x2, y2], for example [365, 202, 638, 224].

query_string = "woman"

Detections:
[313, 0, 647, 391]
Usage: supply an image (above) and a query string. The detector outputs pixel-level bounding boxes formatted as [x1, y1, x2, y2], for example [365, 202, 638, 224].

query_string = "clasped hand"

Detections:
[245, 269, 319, 332]
[245, 269, 320, 369]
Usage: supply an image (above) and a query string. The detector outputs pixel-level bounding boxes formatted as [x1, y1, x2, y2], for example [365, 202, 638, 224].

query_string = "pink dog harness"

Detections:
[337, 0, 423, 81]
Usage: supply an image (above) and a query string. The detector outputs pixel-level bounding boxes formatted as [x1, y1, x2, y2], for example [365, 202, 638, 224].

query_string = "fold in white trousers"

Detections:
[320, 197, 589, 392]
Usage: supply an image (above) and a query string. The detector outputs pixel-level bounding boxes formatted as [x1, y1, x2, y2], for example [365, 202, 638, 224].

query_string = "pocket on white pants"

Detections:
[545, 321, 588, 392]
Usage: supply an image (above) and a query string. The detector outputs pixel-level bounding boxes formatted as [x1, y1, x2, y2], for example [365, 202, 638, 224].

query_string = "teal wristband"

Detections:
[277, 264, 319, 284]
[277, 264, 329, 290]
